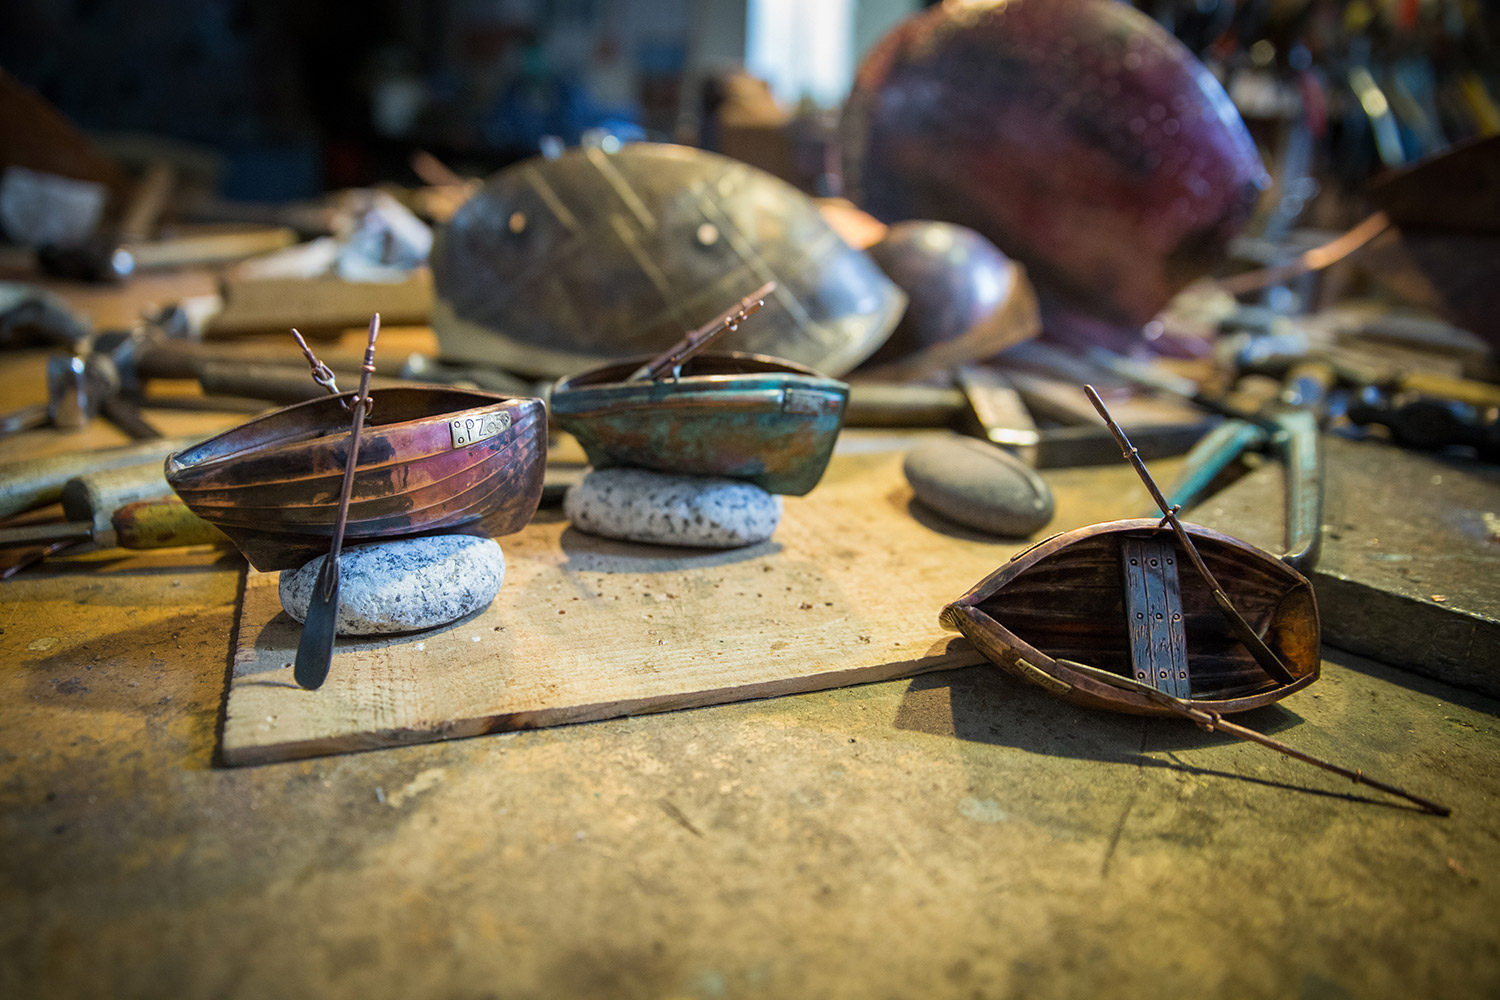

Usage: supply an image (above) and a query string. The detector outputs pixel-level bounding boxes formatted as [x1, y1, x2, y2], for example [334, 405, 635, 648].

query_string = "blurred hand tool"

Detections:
[0, 282, 92, 350]
[0, 350, 160, 439]
[843, 376, 1215, 468]
[1345, 390, 1500, 462]
[1163, 363, 1334, 570]
[39, 223, 298, 283]
[0, 464, 224, 551]
[0, 436, 197, 519]
[1239, 343, 1500, 413]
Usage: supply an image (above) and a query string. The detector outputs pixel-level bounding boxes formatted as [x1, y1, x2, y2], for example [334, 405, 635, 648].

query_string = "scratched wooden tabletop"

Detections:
[2, 277, 1498, 1000]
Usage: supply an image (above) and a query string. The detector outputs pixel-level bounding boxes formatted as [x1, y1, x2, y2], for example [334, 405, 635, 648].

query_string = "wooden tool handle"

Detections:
[112, 498, 227, 549]
[60, 463, 177, 539]
[0, 436, 197, 520]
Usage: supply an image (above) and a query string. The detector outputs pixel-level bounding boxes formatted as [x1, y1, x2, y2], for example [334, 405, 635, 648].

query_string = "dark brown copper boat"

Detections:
[941, 518, 1320, 716]
[165, 386, 546, 571]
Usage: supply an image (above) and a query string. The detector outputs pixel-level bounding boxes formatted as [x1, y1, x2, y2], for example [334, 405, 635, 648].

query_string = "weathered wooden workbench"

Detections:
[2, 284, 1498, 999]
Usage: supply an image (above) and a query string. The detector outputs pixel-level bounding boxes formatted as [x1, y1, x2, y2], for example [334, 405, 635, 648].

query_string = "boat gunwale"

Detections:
[166, 393, 543, 492]
[165, 387, 535, 479]
[947, 603, 1319, 715]
[551, 379, 848, 420]
[170, 404, 543, 501]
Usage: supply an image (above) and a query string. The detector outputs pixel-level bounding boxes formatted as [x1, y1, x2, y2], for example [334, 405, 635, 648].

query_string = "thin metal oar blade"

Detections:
[293, 557, 340, 690]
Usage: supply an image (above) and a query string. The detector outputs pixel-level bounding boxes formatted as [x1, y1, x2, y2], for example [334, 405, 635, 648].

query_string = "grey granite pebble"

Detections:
[279, 534, 505, 635]
[903, 435, 1054, 537]
[565, 468, 782, 548]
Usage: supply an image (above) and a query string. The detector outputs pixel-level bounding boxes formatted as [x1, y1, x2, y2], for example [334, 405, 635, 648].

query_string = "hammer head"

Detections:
[45, 353, 116, 429]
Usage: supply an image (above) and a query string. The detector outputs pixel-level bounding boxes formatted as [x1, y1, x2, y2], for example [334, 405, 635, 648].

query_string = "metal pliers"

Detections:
[1162, 363, 1333, 572]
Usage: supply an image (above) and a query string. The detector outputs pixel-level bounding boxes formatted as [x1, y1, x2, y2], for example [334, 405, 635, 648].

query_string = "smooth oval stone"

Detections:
[565, 468, 782, 548]
[903, 436, 1054, 537]
[279, 535, 505, 635]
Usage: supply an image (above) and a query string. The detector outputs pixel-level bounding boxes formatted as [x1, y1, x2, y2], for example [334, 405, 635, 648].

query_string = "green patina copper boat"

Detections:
[550, 351, 848, 496]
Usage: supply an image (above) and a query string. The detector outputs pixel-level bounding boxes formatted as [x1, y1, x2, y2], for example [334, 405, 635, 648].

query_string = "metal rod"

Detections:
[1059, 658, 1450, 816]
[293, 314, 380, 690]
[1187, 706, 1451, 816]
[626, 281, 776, 382]
[1217, 212, 1390, 295]
[322, 316, 380, 598]
[1083, 384, 1297, 686]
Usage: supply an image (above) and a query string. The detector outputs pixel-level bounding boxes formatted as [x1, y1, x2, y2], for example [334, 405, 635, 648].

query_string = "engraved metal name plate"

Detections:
[450, 410, 511, 448]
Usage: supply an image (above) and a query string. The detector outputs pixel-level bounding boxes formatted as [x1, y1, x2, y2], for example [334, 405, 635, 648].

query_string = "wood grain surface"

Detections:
[222, 442, 1158, 764]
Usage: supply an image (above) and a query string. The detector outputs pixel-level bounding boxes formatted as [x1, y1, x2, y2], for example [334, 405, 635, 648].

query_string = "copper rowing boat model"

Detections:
[939, 385, 1454, 817]
[549, 282, 849, 496]
[941, 517, 1321, 716]
[166, 384, 547, 572]
[944, 383, 1322, 716]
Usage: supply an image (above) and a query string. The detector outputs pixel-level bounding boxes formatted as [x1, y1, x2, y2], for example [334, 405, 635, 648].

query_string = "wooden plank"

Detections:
[221, 444, 1167, 765]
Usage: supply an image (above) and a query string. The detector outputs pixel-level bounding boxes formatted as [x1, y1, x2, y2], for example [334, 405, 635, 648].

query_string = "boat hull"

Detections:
[941, 518, 1320, 716]
[550, 353, 848, 496]
[166, 387, 547, 571]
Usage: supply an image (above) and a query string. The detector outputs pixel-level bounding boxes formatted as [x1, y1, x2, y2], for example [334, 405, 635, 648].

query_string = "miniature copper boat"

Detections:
[550, 351, 849, 496]
[166, 386, 546, 571]
[941, 518, 1321, 716]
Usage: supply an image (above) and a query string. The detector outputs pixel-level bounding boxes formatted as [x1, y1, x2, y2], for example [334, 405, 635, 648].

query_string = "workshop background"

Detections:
[2, 1, 1499, 999]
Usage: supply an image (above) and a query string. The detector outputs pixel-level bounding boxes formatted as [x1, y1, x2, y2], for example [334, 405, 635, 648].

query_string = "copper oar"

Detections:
[1058, 658, 1450, 816]
[294, 314, 380, 690]
[1084, 384, 1298, 686]
[626, 281, 776, 382]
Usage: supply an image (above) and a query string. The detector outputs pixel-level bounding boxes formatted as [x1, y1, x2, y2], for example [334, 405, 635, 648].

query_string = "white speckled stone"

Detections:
[903, 435, 1054, 537]
[565, 468, 782, 548]
[278, 535, 505, 635]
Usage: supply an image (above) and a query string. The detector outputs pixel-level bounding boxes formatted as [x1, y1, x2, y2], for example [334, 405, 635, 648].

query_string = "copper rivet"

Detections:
[508, 212, 527, 234]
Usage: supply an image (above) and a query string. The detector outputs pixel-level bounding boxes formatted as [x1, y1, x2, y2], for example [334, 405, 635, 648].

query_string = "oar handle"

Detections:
[1171, 701, 1451, 817]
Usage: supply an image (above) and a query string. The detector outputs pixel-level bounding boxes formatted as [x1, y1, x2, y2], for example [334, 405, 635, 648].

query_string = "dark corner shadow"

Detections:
[1324, 645, 1500, 718]
[897, 491, 1042, 547]
[894, 661, 1305, 765]
[555, 525, 782, 574]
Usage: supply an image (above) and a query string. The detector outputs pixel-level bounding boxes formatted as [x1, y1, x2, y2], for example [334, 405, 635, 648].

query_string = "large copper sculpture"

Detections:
[843, 0, 1268, 335]
[432, 143, 905, 377]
